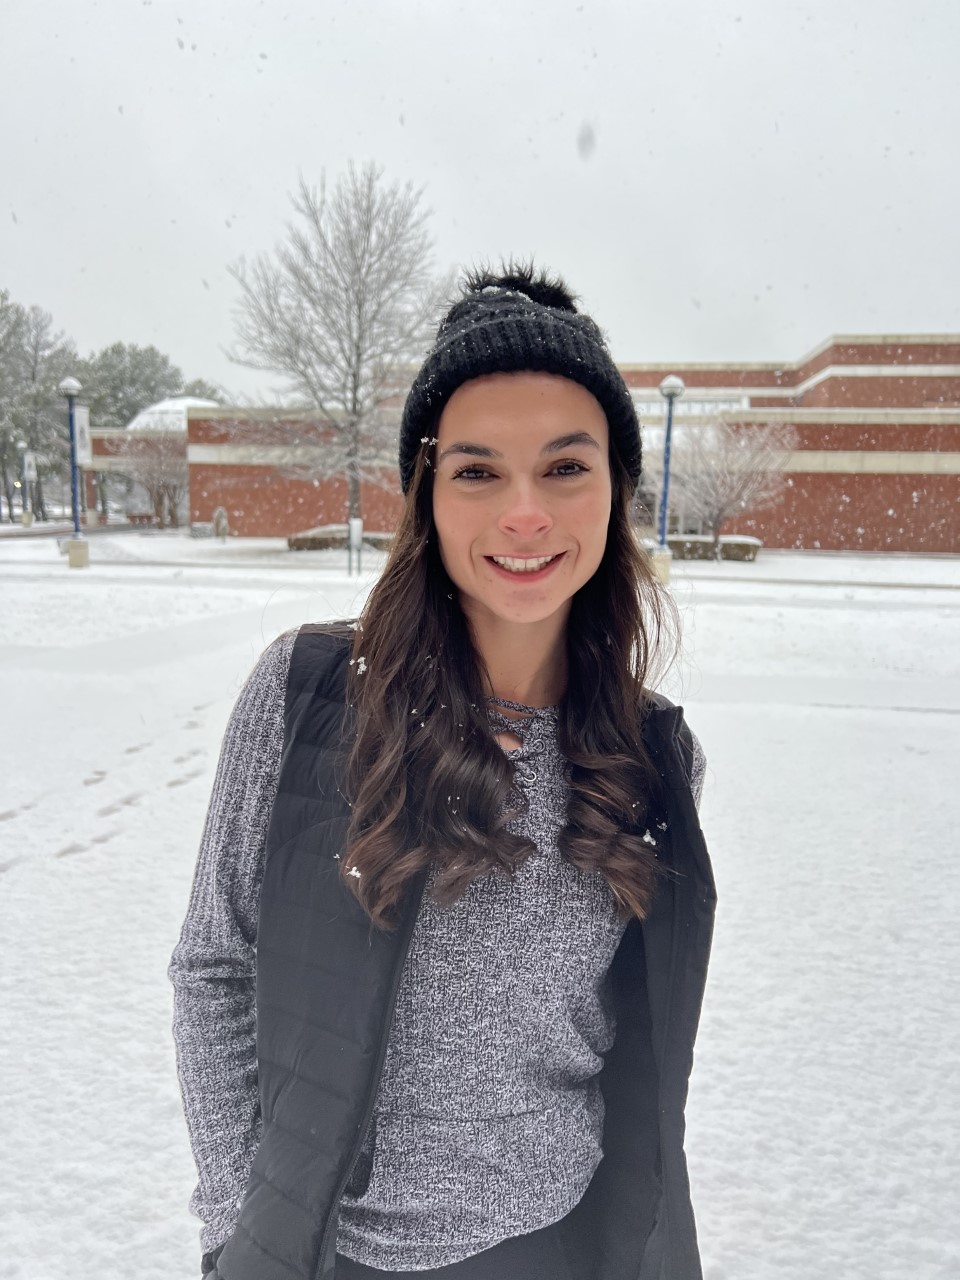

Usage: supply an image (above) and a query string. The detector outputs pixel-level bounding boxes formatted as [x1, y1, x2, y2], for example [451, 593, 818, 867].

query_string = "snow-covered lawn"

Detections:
[2, 533, 958, 1280]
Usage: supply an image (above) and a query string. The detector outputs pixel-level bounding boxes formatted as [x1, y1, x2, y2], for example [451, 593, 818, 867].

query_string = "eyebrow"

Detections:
[437, 431, 602, 464]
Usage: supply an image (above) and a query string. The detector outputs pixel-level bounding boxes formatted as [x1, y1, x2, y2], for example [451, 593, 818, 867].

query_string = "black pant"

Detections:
[334, 1205, 593, 1279]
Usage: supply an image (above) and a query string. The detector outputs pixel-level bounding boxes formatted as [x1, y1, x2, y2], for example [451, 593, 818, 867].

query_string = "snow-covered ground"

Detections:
[2, 532, 958, 1280]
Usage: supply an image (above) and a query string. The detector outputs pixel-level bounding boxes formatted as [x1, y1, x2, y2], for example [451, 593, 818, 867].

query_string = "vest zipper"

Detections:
[314, 870, 430, 1280]
[654, 714, 685, 1088]
[644, 713, 693, 1279]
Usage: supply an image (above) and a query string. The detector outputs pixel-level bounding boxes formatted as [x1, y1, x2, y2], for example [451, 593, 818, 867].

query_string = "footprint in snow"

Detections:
[97, 793, 142, 818]
[55, 841, 88, 858]
[83, 770, 107, 787]
[167, 768, 206, 789]
[183, 720, 201, 730]
[54, 829, 120, 857]
[0, 798, 39, 821]
[124, 743, 150, 755]
[173, 748, 205, 765]
[89, 829, 119, 846]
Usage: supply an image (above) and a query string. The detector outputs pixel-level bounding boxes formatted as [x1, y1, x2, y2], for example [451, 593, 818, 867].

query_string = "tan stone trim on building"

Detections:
[84, 454, 139, 473]
[187, 443, 331, 466]
[714, 409, 960, 425]
[785, 451, 960, 475]
[186, 407, 340, 422]
[794, 363, 960, 392]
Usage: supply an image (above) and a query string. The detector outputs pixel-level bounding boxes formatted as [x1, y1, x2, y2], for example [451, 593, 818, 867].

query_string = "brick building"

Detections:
[623, 334, 959, 553]
[185, 411, 404, 539]
[89, 335, 959, 552]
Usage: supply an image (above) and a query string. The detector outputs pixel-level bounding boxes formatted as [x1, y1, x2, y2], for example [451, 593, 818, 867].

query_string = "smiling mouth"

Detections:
[486, 553, 564, 575]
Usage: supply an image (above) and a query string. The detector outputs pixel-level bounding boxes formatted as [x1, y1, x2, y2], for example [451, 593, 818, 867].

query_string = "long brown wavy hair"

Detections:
[339, 399, 678, 931]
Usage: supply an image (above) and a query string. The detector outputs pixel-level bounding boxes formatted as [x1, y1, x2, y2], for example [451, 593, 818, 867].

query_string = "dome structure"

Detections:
[125, 396, 220, 434]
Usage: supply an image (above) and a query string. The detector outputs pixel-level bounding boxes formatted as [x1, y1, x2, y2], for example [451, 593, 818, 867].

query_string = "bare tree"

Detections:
[227, 163, 447, 520]
[647, 419, 798, 557]
[122, 431, 189, 529]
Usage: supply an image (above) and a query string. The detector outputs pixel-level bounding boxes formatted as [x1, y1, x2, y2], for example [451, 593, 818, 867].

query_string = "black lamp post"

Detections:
[58, 375, 83, 537]
[656, 374, 686, 550]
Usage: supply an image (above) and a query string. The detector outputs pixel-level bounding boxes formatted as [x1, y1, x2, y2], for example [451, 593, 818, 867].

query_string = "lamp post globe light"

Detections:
[58, 375, 89, 568]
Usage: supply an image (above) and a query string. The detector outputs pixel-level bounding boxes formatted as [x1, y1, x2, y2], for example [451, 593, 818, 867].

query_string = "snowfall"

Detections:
[1, 530, 958, 1280]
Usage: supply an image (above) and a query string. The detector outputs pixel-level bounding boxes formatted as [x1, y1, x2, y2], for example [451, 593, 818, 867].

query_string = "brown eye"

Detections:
[450, 466, 491, 484]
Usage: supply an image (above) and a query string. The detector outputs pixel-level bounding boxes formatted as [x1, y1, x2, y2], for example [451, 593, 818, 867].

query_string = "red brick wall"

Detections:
[622, 341, 960, 407]
[725, 473, 958, 553]
[797, 341, 960, 381]
[179, 358, 960, 551]
[801, 376, 960, 409]
[188, 417, 329, 446]
[90, 432, 189, 460]
[190, 464, 404, 537]
[193, 462, 957, 551]
[793, 422, 960, 452]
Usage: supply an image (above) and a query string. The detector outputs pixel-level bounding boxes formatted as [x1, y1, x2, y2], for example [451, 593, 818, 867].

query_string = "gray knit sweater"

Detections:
[169, 629, 705, 1269]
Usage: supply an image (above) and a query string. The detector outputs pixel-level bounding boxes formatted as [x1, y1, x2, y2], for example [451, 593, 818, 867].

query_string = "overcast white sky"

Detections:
[3, 0, 958, 400]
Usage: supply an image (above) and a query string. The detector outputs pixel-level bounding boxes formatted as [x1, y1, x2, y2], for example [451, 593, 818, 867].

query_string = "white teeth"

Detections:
[490, 554, 558, 573]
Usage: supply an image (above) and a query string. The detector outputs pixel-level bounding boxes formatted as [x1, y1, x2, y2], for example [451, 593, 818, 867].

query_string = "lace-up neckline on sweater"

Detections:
[484, 695, 560, 758]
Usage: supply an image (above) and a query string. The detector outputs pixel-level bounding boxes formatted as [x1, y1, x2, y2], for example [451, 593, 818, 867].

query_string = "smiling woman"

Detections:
[169, 263, 715, 1280]
[432, 371, 613, 663]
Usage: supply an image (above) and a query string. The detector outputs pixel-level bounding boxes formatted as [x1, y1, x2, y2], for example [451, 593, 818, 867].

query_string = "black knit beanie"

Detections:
[398, 264, 641, 494]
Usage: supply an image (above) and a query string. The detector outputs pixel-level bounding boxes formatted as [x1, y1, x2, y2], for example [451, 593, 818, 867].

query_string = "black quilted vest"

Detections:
[214, 624, 716, 1280]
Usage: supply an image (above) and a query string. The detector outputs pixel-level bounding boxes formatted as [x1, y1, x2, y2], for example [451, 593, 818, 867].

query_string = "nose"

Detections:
[497, 481, 553, 539]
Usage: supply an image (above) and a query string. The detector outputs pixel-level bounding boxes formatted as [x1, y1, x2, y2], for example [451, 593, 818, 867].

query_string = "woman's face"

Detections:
[432, 371, 612, 631]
